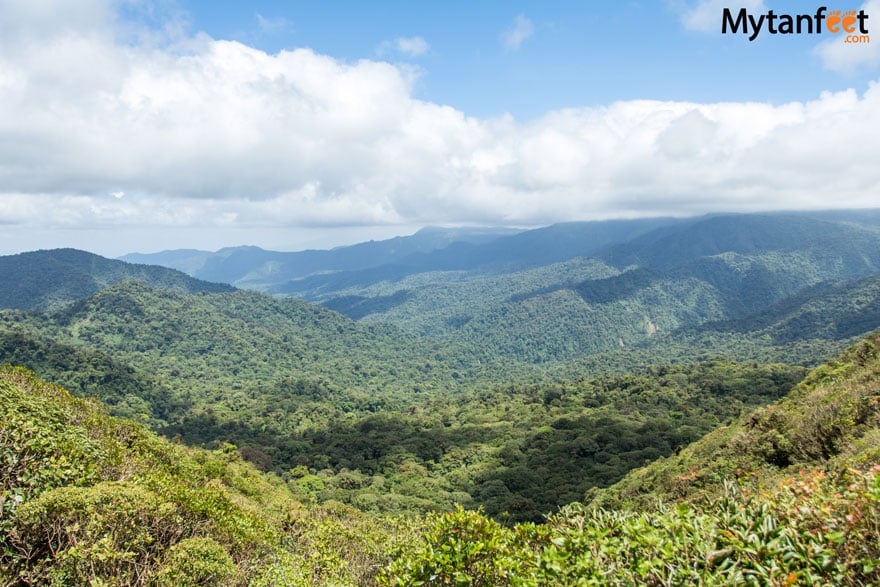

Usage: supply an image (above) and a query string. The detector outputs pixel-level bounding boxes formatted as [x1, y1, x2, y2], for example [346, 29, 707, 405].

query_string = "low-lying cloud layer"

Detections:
[1, 0, 879, 244]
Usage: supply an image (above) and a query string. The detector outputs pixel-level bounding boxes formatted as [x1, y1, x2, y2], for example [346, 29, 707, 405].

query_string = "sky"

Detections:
[1, 0, 880, 256]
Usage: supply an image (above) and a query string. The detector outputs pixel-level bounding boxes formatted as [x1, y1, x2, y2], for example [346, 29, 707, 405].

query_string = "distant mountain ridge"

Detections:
[0, 248, 234, 311]
[120, 226, 524, 289]
[4, 209, 880, 369]
[109, 210, 880, 366]
[286, 212, 880, 364]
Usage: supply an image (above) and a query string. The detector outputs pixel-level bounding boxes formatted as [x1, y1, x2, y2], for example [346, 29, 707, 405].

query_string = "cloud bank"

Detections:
[1, 0, 879, 244]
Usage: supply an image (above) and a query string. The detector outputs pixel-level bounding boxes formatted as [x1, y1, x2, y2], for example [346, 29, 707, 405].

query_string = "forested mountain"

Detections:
[4, 332, 880, 585]
[120, 226, 522, 290]
[5, 210, 880, 584]
[0, 280, 508, 424]
[0, 277, 807, 517]
[112, 212, 880, 367]
[0, 248, 234, 311]
[302, 213, 880, 364]
[269, 217, 684, 297]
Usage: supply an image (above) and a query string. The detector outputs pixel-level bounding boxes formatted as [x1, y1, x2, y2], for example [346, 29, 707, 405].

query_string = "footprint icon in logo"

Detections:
[842, 10, 858, 32]
[827, 9, 842, 33]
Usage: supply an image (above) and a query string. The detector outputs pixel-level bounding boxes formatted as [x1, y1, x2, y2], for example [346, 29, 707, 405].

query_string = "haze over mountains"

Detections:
[113, 210, 880, 366]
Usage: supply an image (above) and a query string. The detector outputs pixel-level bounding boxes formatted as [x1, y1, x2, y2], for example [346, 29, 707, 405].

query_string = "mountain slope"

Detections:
[0, 366, 395, 586]
[310, 213, 880, 365]
[386, 331, 880, 587]
[271, 217, 683, 296]
[0, 326, 175, 426]
[0, 248, 234, 310]
[592, 329, 880, 510]
[121, 226, 522, 289]
[1, 281, 519, 473]
[600, 214, 880, 270]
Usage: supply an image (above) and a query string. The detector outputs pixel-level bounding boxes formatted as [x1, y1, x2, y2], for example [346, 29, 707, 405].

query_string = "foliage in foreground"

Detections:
[383, 466, 880, 586]
[0, 366, 399, 586]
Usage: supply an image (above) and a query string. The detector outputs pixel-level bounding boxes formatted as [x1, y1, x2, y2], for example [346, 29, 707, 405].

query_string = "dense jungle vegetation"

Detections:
[4, 211, 880, 583]
[2, 332, 879, 585]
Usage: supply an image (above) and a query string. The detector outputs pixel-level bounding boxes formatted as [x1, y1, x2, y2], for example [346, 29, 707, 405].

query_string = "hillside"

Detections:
[0, 281, 514, 485]
[0, 278, 809, 517]
[0, 327, 175, 426]
[592, 330, 880, 510]
[111, 212, 880, 367]
[0, 248, 234, 311]
[385, 331, 880, 586]
[5, 304, 880, 585]
[0, 366, 398, 586]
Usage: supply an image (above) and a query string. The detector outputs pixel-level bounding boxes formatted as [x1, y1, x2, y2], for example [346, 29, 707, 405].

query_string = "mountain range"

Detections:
[4, 209, 880, 583]
[122, 210, 880, 366]
[4, 211, 880, 371]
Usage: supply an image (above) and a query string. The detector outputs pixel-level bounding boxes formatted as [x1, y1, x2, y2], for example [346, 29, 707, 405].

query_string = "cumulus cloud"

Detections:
[501, 14, 534, 50]
[2, 0, 880, 248]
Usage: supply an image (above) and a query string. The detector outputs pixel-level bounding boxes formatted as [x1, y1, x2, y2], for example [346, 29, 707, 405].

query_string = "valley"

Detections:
[3, 209, 880, 584]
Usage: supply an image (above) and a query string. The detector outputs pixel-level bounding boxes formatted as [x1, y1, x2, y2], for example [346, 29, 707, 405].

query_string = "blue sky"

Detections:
[1, 0, 879, 255]
[170, 1, 873, 117]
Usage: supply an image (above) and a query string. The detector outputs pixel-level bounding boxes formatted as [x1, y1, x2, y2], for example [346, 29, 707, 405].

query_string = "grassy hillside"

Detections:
[0, 248, 234, 311]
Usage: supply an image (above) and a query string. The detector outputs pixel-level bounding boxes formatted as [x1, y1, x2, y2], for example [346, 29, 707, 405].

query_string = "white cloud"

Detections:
[256, 13, 290, 35]
[256, 14, 289, 34]
[377, 36, 430, 58]
[501, 14, 534, 50]
[677, 0, 766, 32]
[395, 36, 429, 57]
[815, 0, 880, 72]
[2, 0, 880, 252]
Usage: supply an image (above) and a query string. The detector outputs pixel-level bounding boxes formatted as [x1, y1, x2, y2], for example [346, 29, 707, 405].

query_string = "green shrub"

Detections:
[153, 537, 238, 586]
[380, 506, 536, 586]
[5, 482, 179, 585]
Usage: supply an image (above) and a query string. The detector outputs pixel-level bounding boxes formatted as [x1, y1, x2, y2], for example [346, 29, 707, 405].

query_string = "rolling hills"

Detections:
[112, 211, 880, 368]
[289, 212, 880, 365]
[0, 248, 234, 311]
[3, 209, 880, 522]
